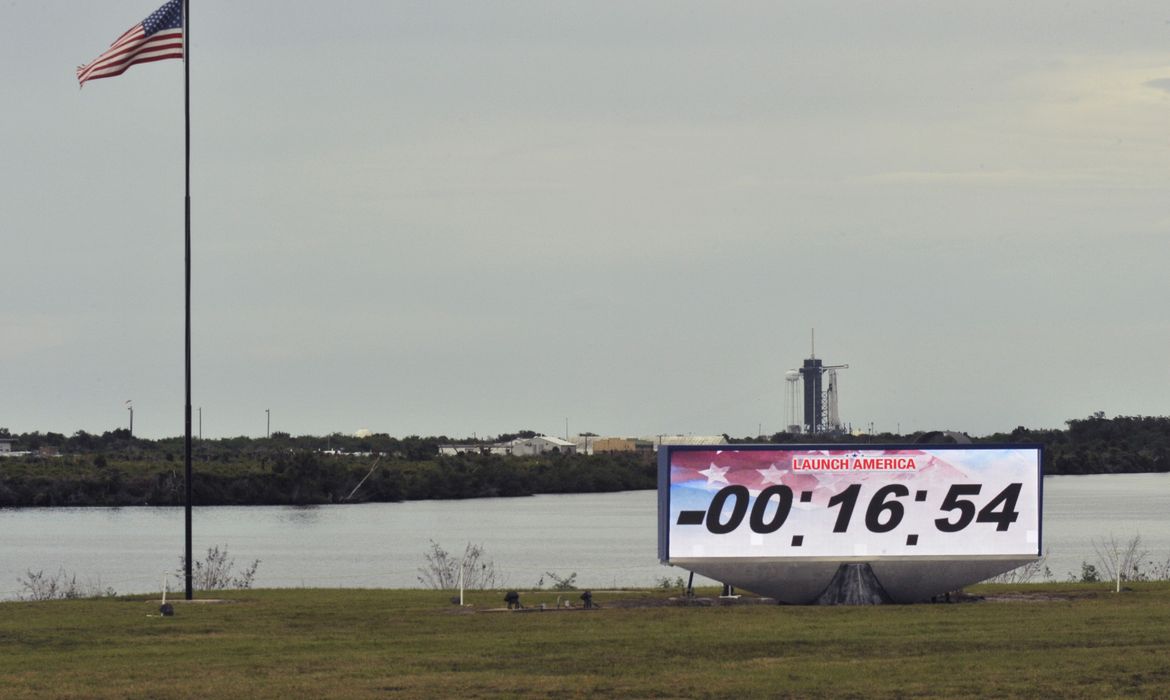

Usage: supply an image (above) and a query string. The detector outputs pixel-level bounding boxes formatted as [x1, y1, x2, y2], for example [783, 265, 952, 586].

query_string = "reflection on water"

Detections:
[1, 473, 1166, 599]
[276, 506, 324, 526]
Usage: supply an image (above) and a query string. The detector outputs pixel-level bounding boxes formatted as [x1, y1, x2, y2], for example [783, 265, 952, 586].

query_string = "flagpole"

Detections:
[183, 0, 194, 601]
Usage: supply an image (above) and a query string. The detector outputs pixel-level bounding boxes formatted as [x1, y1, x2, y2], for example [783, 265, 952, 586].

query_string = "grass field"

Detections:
[2, 584, 1169, 698]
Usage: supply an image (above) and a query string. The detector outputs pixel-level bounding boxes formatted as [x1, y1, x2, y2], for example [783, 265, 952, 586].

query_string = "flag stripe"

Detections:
[78, 29, 184, 84]
[77, 1, 184, 87]
[81, 50, 186, 84]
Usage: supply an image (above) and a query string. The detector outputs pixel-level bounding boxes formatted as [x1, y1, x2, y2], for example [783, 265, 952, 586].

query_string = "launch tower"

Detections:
[796, 331, 847, 435]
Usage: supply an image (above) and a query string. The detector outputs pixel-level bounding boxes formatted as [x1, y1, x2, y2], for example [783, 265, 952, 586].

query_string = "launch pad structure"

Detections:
[793, 331, 847, 435]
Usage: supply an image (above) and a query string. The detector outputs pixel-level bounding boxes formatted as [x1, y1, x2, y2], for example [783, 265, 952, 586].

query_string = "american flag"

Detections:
[77, 0, 184, 87]
[670, 448, 966, 504]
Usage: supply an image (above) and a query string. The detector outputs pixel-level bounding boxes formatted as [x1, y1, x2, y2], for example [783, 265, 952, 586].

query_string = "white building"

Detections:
[437, 443, 512, 457]
[508, 435, 576, 456]
[438, 435, 578, 457]
[645, 435, 729, 448]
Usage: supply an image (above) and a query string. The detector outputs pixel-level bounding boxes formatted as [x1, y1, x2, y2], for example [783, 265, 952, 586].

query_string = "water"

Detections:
[1, 474, 1167, 599]
[1038, 473, 1169, 579]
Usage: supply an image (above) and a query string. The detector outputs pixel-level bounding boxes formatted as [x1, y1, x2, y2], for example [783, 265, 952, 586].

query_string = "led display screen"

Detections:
[660, 446, 1042, 562]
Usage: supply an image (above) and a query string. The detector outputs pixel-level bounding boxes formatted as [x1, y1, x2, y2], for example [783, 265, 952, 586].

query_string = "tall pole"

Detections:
[266, 408, 270, 438]
[183, 0, 193, 601]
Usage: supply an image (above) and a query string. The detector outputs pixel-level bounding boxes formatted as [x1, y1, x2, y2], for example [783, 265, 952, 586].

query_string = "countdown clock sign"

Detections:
[657, 445, 1042, 603]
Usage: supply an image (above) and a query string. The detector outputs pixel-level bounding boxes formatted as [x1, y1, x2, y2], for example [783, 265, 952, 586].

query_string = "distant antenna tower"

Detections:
[797, 329, 848, 435]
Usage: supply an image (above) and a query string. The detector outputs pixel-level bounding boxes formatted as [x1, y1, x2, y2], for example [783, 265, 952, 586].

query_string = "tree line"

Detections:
[1, 414, 1166, 508]
[735, 413, 1169, 475]
[0, 448, 655, 508]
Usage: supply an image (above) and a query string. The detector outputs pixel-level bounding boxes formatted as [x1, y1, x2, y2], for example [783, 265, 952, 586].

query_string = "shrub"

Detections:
[543, 571, 578, 591]
[985, 551, 1052, 584]
[417, 540, 500, 590]
[176, 545, 260, 590]
[16, 568, 116, 600]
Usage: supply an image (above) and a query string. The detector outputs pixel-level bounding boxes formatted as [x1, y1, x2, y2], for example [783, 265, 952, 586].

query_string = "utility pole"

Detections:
[266, 408, 270, 438]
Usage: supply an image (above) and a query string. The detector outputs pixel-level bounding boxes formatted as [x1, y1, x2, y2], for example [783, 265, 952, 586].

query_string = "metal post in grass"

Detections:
[182, 0, 194, 601]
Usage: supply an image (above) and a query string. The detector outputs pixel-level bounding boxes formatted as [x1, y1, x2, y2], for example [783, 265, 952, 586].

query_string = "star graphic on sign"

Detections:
[756, 465, 786, 485]
[698, 465, 730, 484]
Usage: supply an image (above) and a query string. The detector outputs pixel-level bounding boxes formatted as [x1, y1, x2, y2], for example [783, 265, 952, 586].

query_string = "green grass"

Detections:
[2, 584, 1169, 698]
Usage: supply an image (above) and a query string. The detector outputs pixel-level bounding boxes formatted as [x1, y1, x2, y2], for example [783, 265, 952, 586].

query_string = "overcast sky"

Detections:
[2, 1, 1168, 440]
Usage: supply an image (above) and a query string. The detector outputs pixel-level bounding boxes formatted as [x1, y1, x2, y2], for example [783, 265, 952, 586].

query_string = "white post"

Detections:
[161, 573, 168, 605]
[458, 559, 465, 606]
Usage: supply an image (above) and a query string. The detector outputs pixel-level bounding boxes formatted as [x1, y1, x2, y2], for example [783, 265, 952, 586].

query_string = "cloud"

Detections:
[859, 169, 1035, 185]
[1145, 77, 1170, 94]
[857, 169, 1098, 187]
[0, 315, 74, 360]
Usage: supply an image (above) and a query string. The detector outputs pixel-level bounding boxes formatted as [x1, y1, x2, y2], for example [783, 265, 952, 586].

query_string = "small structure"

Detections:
[589, 437, 655, 454]
[438, 435, 577, 457]
[504, 591, 521, 609]
[438, 443, 511, 456]
[509, 435, 576, 456]
[650, 435, 729, 448]
[0, 438, 13, 454]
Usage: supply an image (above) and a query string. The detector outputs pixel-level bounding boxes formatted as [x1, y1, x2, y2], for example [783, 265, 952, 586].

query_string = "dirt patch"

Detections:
[450, 589, 1102, 612]
[459, 596, 781, 612]
[981, 590, 1101, 603]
